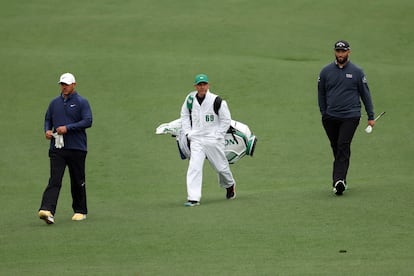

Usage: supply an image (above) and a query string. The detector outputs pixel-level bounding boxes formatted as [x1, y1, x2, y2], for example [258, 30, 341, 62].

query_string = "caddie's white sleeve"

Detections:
[180, 97, 192, 136]
[217, 100, 231, 136]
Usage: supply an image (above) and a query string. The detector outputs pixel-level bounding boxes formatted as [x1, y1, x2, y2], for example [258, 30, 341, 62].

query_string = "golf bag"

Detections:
[156, 119, 257, 164]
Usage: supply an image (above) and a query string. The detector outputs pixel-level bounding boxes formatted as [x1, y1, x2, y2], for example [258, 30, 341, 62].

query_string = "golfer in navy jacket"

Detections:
[318, 40, 375, 196]
[38, 73, 92, 224]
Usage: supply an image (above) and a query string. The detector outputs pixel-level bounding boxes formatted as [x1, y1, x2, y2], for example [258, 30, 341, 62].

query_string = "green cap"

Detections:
[194, 74, 209, 84]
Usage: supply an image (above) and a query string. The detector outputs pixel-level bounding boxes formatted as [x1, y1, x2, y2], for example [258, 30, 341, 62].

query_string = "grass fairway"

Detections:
[1, 0, 413, 275]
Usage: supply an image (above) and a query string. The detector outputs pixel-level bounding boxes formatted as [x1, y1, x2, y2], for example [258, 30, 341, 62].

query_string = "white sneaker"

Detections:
[184, 201, 200, 207]
[333, 180, 346, 196]
[72, 213, 87, 221]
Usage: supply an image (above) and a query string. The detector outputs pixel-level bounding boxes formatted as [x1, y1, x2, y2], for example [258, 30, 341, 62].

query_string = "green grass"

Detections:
[1, 0, 413, 275]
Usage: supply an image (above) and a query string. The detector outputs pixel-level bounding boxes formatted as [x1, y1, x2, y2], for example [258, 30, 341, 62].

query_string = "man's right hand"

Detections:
[45, 130, 53, 140]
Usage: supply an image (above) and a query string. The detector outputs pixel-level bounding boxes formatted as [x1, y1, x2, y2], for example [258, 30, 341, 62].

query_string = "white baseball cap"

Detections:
[58, 73, 76, 85]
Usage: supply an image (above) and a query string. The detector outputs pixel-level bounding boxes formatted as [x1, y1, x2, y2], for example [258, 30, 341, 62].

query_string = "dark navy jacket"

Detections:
[318, 61, 374, 120]
[44, 92, 92, 151]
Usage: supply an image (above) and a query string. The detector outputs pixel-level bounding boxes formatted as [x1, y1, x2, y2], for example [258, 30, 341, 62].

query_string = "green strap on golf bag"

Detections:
[186, 95, 194, 112]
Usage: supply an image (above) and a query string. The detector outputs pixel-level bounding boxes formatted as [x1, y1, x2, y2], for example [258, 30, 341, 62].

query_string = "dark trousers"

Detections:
[322, 115, 360, 185]
[40, 149, 88, 215]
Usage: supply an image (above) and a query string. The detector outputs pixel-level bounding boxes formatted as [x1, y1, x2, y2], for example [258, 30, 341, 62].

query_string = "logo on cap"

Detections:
[194, 74, 209, 84]
[59, 73, 76, 85]
[334, 40, 350, 50]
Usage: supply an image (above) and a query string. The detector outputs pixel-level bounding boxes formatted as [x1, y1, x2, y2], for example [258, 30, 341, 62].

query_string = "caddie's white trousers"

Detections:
[187, 138, 235, 202]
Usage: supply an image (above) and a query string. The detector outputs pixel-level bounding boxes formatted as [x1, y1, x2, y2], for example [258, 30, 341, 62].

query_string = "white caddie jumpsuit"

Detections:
[180, 90, 236, 202]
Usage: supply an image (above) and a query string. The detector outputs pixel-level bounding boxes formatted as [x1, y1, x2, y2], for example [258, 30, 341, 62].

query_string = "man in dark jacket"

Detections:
[38, 73, 92, 224]
[318, 40, 375, 195]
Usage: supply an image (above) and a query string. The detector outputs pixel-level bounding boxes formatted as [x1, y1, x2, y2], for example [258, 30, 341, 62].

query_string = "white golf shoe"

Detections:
[39, 210, 54, 225]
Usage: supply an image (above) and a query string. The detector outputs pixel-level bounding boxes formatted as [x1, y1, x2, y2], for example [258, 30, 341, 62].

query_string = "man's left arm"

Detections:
[67, 99, 93, 131]
[359, 73, 375, 121]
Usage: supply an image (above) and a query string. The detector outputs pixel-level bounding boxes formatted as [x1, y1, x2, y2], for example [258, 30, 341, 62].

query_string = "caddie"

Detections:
[180, 74, 236, 207]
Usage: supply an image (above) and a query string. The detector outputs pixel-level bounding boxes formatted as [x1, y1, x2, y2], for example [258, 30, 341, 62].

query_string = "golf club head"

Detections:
[365, 125, 373, 134]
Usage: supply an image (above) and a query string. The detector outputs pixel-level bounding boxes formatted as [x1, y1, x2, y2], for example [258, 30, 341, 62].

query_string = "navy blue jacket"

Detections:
[44, 92, 92, 151]
[318, 61, 374, 120]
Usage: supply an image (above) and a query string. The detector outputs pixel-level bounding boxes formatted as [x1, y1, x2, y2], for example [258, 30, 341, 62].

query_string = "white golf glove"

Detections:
[52, 132, 64, 149]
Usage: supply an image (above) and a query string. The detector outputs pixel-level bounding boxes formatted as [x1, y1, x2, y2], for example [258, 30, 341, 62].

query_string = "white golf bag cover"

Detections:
[156, 119, 257, 164]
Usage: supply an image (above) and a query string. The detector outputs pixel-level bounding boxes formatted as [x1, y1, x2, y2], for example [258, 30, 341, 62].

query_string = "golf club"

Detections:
[365, 111, 386, 133]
